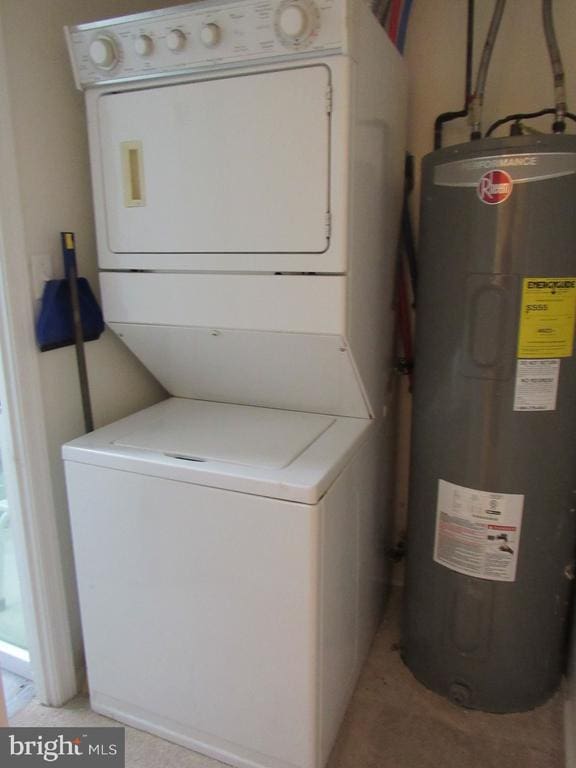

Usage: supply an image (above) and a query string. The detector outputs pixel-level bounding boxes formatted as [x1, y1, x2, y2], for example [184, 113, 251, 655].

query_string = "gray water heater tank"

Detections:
[403, 134, 576, 712]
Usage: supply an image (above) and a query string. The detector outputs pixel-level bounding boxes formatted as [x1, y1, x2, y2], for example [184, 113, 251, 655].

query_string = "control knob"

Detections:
[89, 35, 118, 69]
[166, 29, 187, 52]
[200, 23, 222, 48]
[134, 34, 154, 57]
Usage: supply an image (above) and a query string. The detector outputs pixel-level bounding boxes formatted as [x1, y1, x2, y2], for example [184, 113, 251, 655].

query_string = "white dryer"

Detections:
[63, 1, 406, 766]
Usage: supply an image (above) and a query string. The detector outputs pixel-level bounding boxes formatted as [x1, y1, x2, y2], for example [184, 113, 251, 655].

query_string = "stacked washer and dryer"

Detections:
[63, 1, 406, 767]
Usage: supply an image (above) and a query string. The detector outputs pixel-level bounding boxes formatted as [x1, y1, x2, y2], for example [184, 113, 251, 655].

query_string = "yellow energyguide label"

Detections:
[517, 277, 576, 358]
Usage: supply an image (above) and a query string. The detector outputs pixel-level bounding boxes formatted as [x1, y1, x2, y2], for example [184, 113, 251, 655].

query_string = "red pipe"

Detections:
[387, 0, 403, 45]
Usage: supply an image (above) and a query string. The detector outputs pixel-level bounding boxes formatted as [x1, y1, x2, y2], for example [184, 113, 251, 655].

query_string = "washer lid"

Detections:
[62, 398, 374, 504]
[112, 399, 335, 469]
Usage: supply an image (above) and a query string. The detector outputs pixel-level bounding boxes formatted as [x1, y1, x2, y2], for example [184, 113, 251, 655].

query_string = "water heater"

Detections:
[404, 134, 576, 712]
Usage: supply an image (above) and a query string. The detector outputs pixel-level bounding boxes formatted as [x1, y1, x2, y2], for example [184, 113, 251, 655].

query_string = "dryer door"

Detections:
[97, 64, 331, 266]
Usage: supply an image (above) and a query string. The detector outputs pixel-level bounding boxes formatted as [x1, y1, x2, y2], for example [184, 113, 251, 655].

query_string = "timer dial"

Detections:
[89, 35, 119, 69]
[274, 0, 320, 48]
[280, 5, 307, 37]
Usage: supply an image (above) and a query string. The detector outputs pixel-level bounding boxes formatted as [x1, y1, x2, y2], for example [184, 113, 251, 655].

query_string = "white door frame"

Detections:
[0, 668, 7, 725]
[0, 12, 78, 707]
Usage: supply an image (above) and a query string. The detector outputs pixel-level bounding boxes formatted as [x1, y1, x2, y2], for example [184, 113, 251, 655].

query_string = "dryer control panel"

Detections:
[66, 0, 346, 88]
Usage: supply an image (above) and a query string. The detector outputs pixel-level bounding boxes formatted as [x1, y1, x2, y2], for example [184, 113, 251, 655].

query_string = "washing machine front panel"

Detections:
[65, 461, 319, 768]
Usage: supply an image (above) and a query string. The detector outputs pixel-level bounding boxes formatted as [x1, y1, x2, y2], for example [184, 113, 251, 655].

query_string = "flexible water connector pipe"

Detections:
[542, 0, 567, 133]
[433, 0, 474, 149]
[469, 0, 506, 139]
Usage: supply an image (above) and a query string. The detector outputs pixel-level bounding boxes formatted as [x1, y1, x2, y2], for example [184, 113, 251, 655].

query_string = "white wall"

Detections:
[0, 0, 180, 670]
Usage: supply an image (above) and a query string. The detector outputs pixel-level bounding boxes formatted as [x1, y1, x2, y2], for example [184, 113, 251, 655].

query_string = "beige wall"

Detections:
[0, 0, 180, 667]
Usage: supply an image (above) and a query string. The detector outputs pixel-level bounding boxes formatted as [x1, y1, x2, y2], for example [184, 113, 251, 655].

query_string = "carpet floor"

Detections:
[11, 590, 564, 768]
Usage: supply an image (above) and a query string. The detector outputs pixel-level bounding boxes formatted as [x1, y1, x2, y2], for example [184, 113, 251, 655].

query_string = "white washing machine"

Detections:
[63, 1, 406, 767]
[64, 399, 393, 768]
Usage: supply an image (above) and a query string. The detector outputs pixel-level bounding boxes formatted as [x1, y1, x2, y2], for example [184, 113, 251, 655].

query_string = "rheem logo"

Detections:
[477, 169, 513, 205]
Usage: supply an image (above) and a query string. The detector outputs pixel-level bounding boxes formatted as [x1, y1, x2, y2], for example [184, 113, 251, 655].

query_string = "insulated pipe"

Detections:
[542, 0, 567, 133]
[485, 108, 576, 138]
[469, 0, 506, 139]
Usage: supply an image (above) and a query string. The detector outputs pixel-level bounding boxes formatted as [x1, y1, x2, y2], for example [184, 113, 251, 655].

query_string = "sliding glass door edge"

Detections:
[0, 640, 30, 678]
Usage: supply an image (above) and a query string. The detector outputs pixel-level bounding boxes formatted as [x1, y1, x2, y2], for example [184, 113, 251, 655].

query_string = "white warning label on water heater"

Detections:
[513, 359, 560, 411]
[434, 480, 524, 582]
